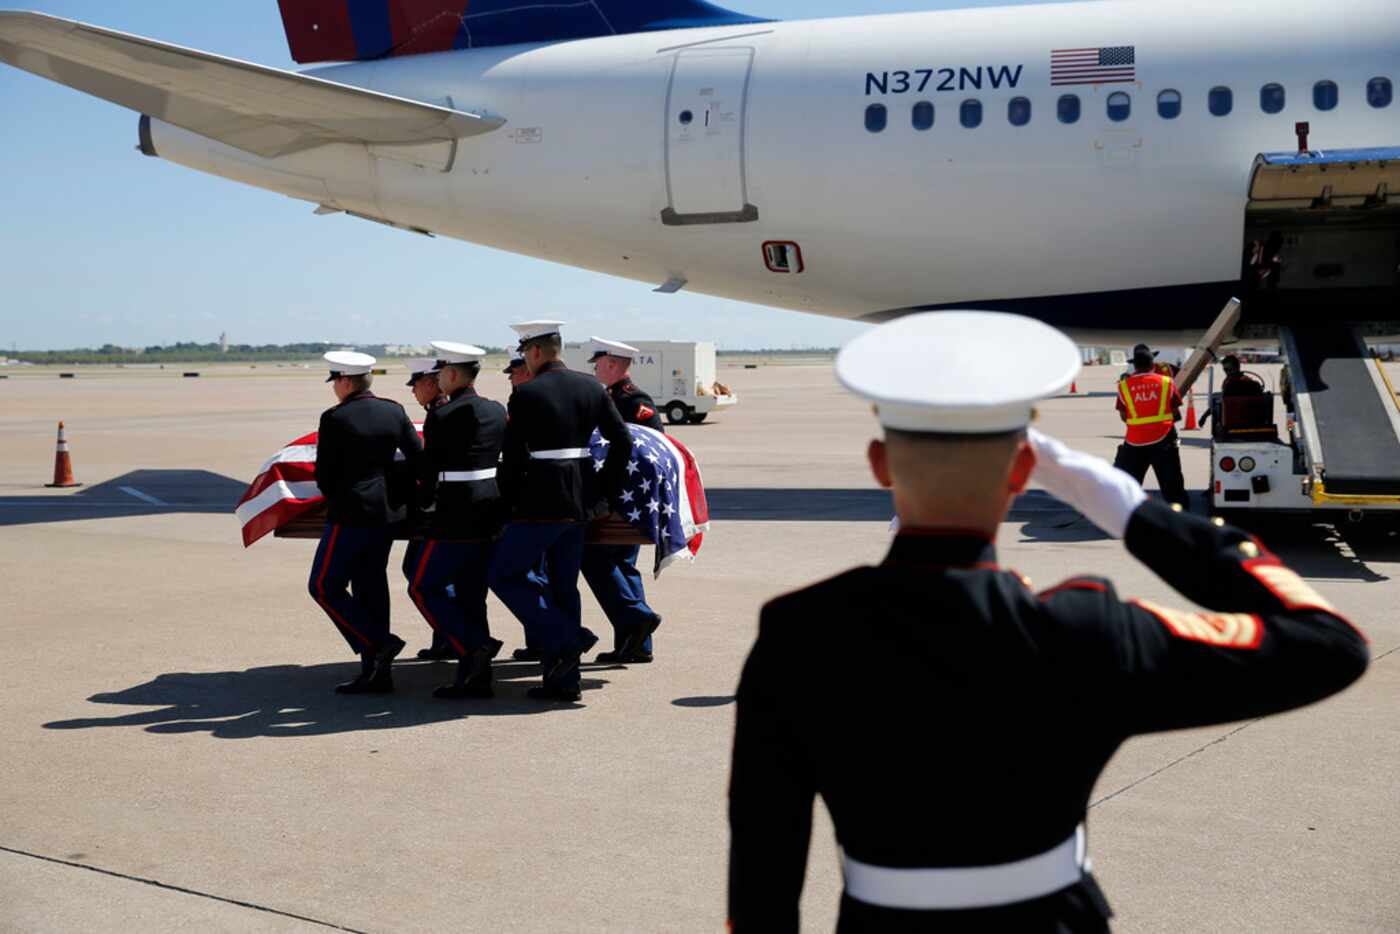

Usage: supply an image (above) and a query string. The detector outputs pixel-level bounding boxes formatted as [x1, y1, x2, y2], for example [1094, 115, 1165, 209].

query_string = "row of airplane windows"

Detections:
[864, 76, 1396, 132]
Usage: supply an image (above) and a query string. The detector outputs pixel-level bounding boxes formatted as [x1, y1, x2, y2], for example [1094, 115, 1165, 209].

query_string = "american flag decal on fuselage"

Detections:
[1050, 46, 1135, 86]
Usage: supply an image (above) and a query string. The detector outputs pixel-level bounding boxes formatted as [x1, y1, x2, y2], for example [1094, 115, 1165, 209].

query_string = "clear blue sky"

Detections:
[0, 0, 1051, 351]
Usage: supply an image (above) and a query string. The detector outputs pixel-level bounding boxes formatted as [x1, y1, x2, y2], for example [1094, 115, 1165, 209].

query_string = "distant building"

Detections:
[219, 332, 229, 353]
[383, 343, 431, 356]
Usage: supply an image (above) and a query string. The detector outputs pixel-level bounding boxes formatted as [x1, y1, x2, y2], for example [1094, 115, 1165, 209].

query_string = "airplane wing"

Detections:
[0, 11, 504, 159]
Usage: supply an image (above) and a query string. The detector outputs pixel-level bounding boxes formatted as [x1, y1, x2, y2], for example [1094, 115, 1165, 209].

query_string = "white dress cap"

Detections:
[403, 356, 439, 386]
[429, 340, 487, 366]
[588, 336, 641, 361]
[835, 311, 1081, 434]
[323, 350, 376, 382]
[510, 320, 565, 347]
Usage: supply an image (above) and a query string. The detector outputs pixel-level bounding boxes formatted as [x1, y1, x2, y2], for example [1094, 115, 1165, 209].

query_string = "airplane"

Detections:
[0, 0, 1397, 350]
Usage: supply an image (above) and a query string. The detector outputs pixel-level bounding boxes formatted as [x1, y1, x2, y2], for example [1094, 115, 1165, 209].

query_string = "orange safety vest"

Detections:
[1119, 372, 1175, 445]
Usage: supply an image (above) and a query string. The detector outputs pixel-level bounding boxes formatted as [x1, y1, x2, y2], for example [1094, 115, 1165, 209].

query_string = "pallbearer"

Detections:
[401, 356, 453, 661]
[581, 337, 664, 663]
[488, 321, 632, 701]
[309, 351, 424, 694]
[727, 312, 1369, 932]
[408, 341, 507, 698]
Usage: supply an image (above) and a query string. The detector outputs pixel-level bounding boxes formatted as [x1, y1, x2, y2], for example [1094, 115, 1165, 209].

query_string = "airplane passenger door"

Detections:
[662, 48, 758, 226]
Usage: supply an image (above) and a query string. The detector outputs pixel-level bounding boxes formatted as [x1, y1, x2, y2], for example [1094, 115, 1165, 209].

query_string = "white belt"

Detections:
[842, 825, 1088, 911]
[529, 448, 591, 460]
[438, 468, 497, 482]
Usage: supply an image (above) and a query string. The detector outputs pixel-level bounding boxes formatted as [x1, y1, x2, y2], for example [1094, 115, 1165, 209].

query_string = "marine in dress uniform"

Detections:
[309, 352, 425, 694]
[404, 342, 509, 698]
[487, 321, 633, 701]
[1112, 344, 1188, 509]
[400, 356, 454, 661]
[580, 337, 665, 663]
[727, 312, 1369, 933]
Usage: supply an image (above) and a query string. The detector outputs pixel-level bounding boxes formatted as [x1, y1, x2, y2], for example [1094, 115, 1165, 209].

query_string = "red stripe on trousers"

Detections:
[315, 524, 373, 648]
[409, 541, 466, 656]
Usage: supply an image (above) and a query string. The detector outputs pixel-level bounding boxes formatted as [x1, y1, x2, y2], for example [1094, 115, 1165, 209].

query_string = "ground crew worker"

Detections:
[401, 356, 454, 661]
[727, 311, 1369, 932]
[406, 341, 507, 698]
[488, 321, 632, 701]
[1112, 344, 1188, 509]
[309, 351, 424, 694]
[1220, 353, 1265, 396]
[580, 337, 664, 663]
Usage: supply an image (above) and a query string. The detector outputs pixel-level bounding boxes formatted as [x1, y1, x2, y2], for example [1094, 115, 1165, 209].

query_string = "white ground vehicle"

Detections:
[1208, 150, 1400, 526]
[563, 340, 738, 425]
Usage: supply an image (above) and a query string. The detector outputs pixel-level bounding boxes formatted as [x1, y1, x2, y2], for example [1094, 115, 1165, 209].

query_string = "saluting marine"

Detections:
[487, 320, 632, 701]
[401, 356, 454, 661]
[580, 337, 664, 663]
[728, 312, 1369, 932]
[406, 341, 508, 698]
[309, 351, 424, 694]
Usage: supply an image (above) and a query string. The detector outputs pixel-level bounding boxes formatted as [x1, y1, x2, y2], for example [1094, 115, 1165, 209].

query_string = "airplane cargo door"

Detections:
[662, 47, 758, 226]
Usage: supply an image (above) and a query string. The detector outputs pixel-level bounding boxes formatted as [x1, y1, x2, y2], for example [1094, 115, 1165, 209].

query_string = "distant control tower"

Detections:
[219, 332, 229, 353]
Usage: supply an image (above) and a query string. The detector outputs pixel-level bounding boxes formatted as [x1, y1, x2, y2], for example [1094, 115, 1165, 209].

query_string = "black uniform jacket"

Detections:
[500, 361, 632, 521]
[728, 501, 1369, 933]
[608, 378, 664, 431]
[418, 387, 507, 540]
[314, 391, 423, 527]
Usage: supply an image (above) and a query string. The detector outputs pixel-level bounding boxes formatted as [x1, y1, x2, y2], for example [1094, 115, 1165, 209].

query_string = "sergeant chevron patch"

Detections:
[1243, 559, 1338, 615]
[1132, 599, 1263, 649]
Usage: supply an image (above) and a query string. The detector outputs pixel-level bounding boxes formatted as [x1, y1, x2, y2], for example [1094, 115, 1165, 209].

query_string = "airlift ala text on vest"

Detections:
[865, 65, 1025, 96]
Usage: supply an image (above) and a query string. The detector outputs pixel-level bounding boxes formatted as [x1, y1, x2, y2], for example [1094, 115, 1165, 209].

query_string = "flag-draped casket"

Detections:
[235, 424, 708, 576]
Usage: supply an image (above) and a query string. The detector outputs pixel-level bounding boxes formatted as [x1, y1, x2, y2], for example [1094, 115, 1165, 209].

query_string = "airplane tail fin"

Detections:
[277, 0, 769, 63]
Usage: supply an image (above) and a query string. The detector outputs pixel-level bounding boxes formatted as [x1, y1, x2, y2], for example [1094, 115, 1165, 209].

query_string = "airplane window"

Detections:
[1106, 91, 1131, 122]
[960, 99, 982, 128]
[1157, 89, 1182, 119]
[1368, 77, 1393, 108]
[1008, 97, 1031, 126]
[865, 103, 887, 133]
[1209, 86, 1233, 116]
[1313, 81, 1338, 111]
[912, 101, 934, 131]
[1260, 83, 1285, 114]
[1057, 94, 1081, 124]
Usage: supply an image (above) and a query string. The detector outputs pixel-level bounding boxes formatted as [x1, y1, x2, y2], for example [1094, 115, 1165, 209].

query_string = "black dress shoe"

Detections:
[433, 639, 503, 700]
[527, 683, 582, 702]
[371, 634, 406, 679]
[512, 647, 543, 662]
[416, 646, 453, 661]
[594, 647, 654, 665]
[577, 627, 600, 655]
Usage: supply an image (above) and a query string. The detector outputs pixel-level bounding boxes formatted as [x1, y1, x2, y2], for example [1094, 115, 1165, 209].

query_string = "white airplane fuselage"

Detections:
[143, 0, 1400, 341]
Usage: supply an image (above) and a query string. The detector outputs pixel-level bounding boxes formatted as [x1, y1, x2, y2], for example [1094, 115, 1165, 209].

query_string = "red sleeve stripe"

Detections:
[1038, 579, 1109, 600]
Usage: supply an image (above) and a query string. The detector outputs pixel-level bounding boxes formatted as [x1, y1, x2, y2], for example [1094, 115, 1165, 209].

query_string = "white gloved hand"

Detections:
[1027, 428, 1147, 539]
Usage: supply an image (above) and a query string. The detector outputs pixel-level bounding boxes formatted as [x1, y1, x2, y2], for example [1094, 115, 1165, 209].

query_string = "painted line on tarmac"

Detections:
[1089, 719, 1263, 810]
[1093, 643, 1397, 809]
[119, 486, 170, 506]
[0, 844, 367, 932]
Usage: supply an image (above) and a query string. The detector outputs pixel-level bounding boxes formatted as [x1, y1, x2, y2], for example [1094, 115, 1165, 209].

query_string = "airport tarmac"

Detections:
[1, 360, 1397, 933]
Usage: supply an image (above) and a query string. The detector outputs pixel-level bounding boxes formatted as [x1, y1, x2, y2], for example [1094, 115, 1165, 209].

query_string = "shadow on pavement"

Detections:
[43, 661, 605, 737]
[672, 695, 735, 708]
[0, 469, 246, 527]
[706, 488, 1072, 523]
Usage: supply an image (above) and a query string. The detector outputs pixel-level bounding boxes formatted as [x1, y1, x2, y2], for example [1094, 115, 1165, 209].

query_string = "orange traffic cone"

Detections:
[45, 421, 82, 488]
[1184, 391, 1199, 431]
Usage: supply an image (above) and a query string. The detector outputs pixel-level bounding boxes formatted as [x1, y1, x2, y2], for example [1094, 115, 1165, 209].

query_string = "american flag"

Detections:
[1051, 46, 1135, 86]
[235, 423, 709, 576]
